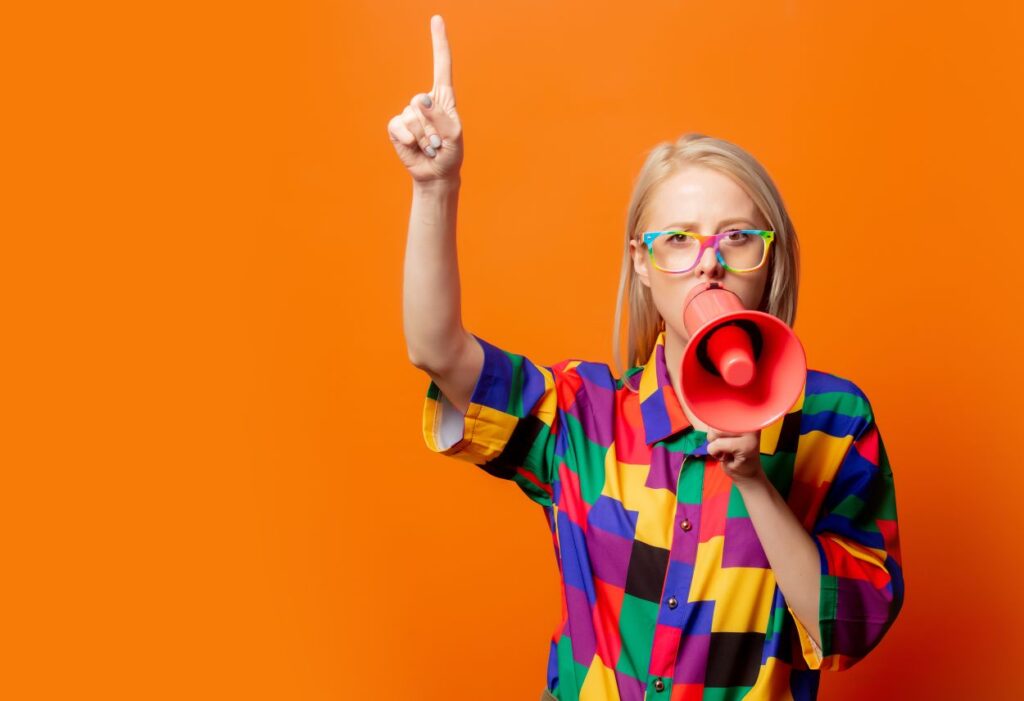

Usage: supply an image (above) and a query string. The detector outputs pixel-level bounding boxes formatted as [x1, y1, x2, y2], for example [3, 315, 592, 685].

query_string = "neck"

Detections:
[662, 325, 713, 433]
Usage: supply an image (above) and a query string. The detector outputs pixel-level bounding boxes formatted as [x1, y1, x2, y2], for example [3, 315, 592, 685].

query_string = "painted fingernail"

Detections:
[429, 134, 441, 149]
[425, 145, 437, 157]
[420, 95, 432, 108]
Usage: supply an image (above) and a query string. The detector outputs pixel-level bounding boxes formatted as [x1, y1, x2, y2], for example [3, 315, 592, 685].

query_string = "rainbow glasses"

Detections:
[641, 229, 774, 274]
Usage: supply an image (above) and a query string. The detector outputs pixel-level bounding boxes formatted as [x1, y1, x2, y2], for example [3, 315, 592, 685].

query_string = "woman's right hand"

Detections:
[387, 15, 464, 184]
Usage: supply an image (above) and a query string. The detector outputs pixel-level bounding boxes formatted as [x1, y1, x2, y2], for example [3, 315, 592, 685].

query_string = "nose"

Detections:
[694, 241, 724, 279]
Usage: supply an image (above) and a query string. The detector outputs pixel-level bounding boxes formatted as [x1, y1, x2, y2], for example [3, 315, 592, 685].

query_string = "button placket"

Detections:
[678, 453, 694, 533]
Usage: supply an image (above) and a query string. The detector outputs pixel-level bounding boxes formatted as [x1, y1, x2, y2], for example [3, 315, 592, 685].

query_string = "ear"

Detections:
[629, 238, 651, 288]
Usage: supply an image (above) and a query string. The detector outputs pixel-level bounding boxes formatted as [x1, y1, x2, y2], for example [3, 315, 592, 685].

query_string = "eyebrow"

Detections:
[658, 218, 757, 231]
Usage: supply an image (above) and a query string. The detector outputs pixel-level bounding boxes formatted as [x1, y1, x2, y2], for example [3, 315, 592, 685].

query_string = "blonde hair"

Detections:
[612, 133, 800, 380]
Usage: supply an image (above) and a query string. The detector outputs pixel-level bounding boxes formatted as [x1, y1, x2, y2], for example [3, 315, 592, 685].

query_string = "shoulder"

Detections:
[801, 368, 875, 437]
[548, 358, 619, 393]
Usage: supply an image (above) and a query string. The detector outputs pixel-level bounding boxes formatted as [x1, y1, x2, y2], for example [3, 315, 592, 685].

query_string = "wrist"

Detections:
[732, 463, 770, 491]
[413, 176, 461, 197]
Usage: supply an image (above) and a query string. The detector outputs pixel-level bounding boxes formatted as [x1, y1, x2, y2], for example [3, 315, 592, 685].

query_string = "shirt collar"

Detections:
[634, 330, 799, 453]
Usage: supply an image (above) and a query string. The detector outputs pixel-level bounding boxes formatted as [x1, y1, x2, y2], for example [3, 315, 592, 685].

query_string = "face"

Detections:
[629, 164, 771, 344]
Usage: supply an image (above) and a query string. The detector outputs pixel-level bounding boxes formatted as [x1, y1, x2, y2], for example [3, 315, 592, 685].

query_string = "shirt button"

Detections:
[667, 596, 678, 609]
[654, 679, 665, 692]
[680, 518, 692, 531]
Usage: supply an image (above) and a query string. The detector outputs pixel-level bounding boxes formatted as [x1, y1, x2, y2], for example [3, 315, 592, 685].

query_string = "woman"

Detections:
[392, 15, 904, 701]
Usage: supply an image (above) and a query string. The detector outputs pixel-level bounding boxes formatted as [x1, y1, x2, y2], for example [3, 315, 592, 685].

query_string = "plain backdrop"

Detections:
[3, 0, 1023, 698]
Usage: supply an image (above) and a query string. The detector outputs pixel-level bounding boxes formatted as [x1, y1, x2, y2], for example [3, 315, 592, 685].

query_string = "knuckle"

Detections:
[401, 110, 421, 132]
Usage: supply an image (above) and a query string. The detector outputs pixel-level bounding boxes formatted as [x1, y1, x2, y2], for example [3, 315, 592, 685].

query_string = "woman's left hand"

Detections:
[706, 429, 764, 483]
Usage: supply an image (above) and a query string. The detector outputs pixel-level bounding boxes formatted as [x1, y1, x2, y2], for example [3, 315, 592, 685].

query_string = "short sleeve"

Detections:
[421, 334, 563, 507]
[787, 396, 905, 671]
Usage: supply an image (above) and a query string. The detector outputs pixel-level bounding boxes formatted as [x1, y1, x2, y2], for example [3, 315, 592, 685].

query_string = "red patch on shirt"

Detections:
[553, 363, 583, 412]
[557, 462, 588, 529]
[819, 535, 892, 589]
[517, 466, 553, 500]
[877, 519, 902, 567]
[788, 478, 831, 531]
[854, 424, 880, 466]
[614, 389, 652, 463]
[699, 460, 732, 542]
[650, 623, 683, 677]
[671, 684, 706, 701]
[592, 578, 625, 668]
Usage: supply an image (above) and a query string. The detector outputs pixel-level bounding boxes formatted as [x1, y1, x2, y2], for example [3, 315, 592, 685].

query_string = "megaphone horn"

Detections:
[680, 281, 806, 433]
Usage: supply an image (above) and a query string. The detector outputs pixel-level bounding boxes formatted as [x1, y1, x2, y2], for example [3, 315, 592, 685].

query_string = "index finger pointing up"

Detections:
[430, 15, 453, 90]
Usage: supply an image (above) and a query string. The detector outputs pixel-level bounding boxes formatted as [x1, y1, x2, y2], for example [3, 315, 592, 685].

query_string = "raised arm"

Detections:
[389, 15, 481, 415]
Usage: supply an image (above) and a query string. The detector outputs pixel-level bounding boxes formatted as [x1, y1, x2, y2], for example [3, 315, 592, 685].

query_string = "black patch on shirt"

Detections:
[624, 539, 670, 603]
[775, 410, 802, 454]
[481, 414, 546, 479]
[705, 631, 767, 687]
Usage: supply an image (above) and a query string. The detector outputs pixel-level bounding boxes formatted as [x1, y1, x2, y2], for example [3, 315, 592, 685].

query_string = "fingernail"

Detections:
[425, 145, 437, 157]
[429, 134, 441, 148]
[420, 95, 432, 108]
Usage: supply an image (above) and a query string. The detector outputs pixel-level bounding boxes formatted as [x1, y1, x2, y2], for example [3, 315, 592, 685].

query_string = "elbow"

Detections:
[406, 330, 474, 374]
[407, 346, 428, 370]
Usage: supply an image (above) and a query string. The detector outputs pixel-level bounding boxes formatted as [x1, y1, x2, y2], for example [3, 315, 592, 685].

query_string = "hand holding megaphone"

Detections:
[706, 428, 764, 482]
[680, 282, 807, 434]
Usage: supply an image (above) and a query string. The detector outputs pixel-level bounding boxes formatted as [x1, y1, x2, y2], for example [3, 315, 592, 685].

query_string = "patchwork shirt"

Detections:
[421, 330, 904, 701]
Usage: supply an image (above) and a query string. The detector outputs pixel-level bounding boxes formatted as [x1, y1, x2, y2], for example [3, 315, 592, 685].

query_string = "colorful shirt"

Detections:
[421, 330, 904, 701]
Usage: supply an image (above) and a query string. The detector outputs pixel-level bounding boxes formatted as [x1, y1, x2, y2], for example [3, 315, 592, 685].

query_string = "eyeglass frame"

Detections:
[640, 229, 775, 274]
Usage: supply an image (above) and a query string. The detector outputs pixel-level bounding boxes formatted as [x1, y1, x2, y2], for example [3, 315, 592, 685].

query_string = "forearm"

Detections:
[734, 470, 823, 650]
[402, 177, 468, 371]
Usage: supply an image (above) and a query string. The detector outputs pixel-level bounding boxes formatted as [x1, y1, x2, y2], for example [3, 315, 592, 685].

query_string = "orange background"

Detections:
[4, 0, 1023, 698]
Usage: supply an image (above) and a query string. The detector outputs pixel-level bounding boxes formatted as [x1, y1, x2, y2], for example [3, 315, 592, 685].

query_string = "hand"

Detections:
[706, 428, 764, 483]
[386, 15, 464, 183]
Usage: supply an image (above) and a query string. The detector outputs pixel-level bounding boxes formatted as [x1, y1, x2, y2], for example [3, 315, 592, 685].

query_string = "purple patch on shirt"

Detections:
[722, 516, 770, 568]
[565, 581, 597, 666]
[645, 444, 685, 492]
[586, 523, 633, 589]
[668, 503, 703, 564]
[834, 616, 890, 660]
[673, 631, 712, 684]
[836, 575, 894, 623]
[614, 669, 646, 701]
[569, 381, 616, 448]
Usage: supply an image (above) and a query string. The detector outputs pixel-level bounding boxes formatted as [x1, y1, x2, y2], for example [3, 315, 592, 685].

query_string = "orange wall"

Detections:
[5, 0, 1023, 698]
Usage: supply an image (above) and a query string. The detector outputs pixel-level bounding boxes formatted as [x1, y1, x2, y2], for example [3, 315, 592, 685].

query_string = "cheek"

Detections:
[649, 275, 691, 321]
[733, 270, 770, 309]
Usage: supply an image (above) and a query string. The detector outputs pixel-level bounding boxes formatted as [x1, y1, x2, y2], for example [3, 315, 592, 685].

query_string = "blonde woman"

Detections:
[393, 15, 904, 701]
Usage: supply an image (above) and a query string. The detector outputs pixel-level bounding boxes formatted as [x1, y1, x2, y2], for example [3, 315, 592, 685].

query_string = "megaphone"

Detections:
[680, 281, 806, 433]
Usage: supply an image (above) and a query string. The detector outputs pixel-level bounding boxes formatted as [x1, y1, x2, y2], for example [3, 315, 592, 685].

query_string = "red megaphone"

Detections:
[680, 281, 807, 433]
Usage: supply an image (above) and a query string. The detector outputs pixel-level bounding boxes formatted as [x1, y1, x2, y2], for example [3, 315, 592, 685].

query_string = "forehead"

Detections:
[646, 165, 759, 227]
